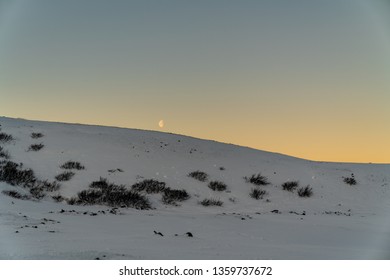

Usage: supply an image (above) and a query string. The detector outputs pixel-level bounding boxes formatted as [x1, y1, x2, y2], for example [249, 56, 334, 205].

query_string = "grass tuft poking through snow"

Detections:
[71, 186, 151, 209]
[297, 186, 313, 197]
[343, 177, 357, 185]
[162, 188, 190, 205]
[0, 132, 13, 143]
[131, 179, 167, 194]
[200, 198, 223, 207]
[55, 171, 75, 182]
[281, 181, 299, 192]
[244, 173, 270, 186]
[250, 188, 267, 200]
[208, 180, 227, 191]
[188, 170, 208, 182]
[28, 143, 44, 152]
[31, 132, 44, 139]
[2, 190, 31, 200]
[60, 161, 85, 170]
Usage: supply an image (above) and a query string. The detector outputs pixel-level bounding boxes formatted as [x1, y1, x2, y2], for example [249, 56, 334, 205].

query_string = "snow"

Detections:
[0, 116, 389, 259]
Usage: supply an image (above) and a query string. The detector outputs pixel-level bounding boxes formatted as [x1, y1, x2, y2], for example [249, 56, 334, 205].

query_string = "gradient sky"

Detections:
[1, 0, 389, 163]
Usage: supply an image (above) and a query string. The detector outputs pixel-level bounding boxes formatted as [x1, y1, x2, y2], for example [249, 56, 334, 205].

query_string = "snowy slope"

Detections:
[0, 116, 389, 259]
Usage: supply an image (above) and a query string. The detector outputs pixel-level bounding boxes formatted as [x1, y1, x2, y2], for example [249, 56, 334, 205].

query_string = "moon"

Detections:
[158, 120, 164, 128]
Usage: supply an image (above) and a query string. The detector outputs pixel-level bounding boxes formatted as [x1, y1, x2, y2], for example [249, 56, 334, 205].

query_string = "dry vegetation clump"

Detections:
[162, 188, 190, 205]
[200, 198, 223, 207]
[244, 173, 270, 186]
[55, 171, 75, 182]
[0, 132, 13, 143]
[28, 143, 44, 151]
[188, 171, 209, 182]
[281, 181, 299, 192]
[208, 180, 227, 191]
[343, 177, 357, 185]
[297, 186, 313, 197]
[250, 188, 267, 200]
[131, 179, 167, 193]
[31, 132, 44, 139]
[60, 161, 85, 170]
[2, 190, 31, 200]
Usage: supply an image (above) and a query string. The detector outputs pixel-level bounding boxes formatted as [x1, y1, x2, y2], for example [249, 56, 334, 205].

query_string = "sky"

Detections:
[0, 0, 389, 163]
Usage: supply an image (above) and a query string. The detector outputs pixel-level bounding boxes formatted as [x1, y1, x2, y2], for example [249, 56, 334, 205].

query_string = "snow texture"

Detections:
[0, 116, 389, 259]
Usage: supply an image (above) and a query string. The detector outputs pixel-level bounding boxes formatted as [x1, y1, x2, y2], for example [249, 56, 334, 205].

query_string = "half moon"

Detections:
[158, 120, 164, 128]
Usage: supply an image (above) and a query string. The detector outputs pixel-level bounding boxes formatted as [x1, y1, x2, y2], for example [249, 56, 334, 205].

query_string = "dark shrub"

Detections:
[282, 181, 299, 192]
[208, 180, 227, 191]
[72, 187, 151, 209]
[31, 132, 44, 139]
[162, 188, 190, 205]
[66, 197, 78, 205]
[132, 179, 166, 193]
[89, 177, 109, 188]
[188, 171, 208, 182]
[2, 190, 31, 200]
[55, 171, 75, 182]
[60, 161, 85, 170]
[29, 180, 61, 199]
[244, 173, 270, 186]
[297, 186, 313, 197]
[77, 189, 104, 205]
[29, 186, 46, 199]
[0, 133, 13, 143]
[35, 180, 61, 192]
[343, 177, 357, 185]
[51, 195, 65, 202]
[0, 146, 10, 159]
[28, 143, 44, 151]
[200, 198, 223, 207]
[250, 188, 267, 200]
[104, 189, 151, 209]
[0, 161, 36, 187]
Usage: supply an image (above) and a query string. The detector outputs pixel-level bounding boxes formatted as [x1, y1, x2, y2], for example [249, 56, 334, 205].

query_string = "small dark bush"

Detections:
[0, 146, 10, 159]
[55, 171, 75, 181]
[89, 177, 109, 188]
[208, 180, 227, 191]
[0, 161, 36, 187]
[66, 197, 78, 205]
[200, 198, 223, 207]
[250, 188, 267, 200]
[282, 181, 299, 192]
[28, 143, 44, 151]
[51, 195, 65, 202]
[104, 189, 151, 209]
[60, 161, 85, 170]
[162, 188, 190, 205]
[132, 179, 166, 193]
[76, 189, 104, 205]
[2, 190, 31, 200]
[72, 187, 151, 209]
[31, 132, 44, 139]
[244, 173, 270, 186]
[297, 186, 313, 197]
[343, 177, 357, 185]
[35, 180, 61, 192]
[188, 171, 208, 182]
[29, 186, 46, 199]
[29, 180, 61, 199]
[0, 133, 13, 143]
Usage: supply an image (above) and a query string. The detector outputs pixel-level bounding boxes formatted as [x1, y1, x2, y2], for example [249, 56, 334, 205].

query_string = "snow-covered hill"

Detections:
[0, 116, 389, 259]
